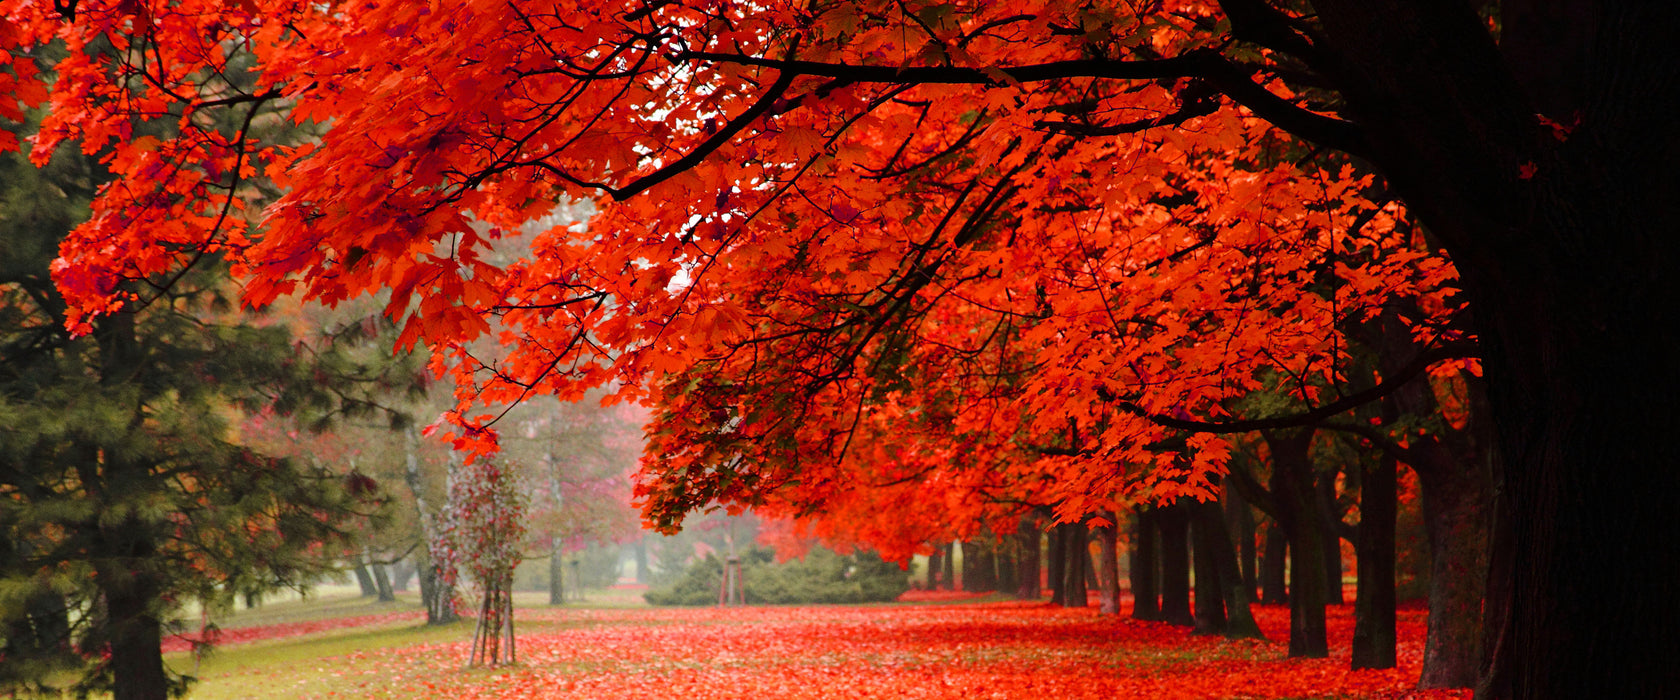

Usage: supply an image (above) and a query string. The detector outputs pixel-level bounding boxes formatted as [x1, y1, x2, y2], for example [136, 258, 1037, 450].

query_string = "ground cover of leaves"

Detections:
[187, 596, 1469, 699]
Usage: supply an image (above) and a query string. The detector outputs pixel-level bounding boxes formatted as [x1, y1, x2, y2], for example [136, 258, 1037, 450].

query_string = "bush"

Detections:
[643, 546, 909, 605]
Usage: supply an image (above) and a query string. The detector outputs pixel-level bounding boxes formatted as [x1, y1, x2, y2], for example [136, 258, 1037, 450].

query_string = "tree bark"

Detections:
[1302, 2, 1680, 695]
[353, 561, 378, 597]
[96, 517, 169, 700]
[996, 528, 1019, 595]
[1047, 525, 1065, 606]
[1191, 499, 1227, 635]
[926, 543, 943, 590]
[1015, 516, 1040, 600]
[1096, 514, 1120, 615]
[1317, 470, 1346, 605]
[962, 540, 996, 593]
[1059, 521, 1089, 608]
[1259, 521, 1288, 605]
[1193, 495, 1265, 640]
[1353, 436, 1398, 670]
[940, 541, 955, 591]
[1264, 429, 1328, 658]
[1130, 507, 1160, 620]
[1226, 486, 1258, 600]
[370, 554, 396, 602]
[1416, 444, 1492, 687]
[1156, 500, 1194, 627]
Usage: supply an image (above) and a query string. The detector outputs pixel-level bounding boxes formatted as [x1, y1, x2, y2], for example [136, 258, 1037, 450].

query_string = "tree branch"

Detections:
[1106, 341, 1477, 434]
[677, 47, 1368, 156]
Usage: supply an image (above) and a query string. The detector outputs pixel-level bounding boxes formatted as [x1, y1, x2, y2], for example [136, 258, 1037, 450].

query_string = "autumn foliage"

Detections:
[11, 0, 1675, 696]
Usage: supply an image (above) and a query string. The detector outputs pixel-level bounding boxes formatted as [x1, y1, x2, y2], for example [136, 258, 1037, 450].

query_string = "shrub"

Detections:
[643, 546, 909, 605]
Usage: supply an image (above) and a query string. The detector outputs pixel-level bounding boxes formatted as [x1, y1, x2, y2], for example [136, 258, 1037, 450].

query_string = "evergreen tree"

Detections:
[0, 120, 411, 699]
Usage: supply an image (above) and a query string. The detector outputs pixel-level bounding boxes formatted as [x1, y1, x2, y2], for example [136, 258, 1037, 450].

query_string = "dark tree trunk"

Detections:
[1265, 429, 1329, 658]
[1047, 525, 1065, 606]
[960, 541, 981, 592]
[1059, 521, 1089, 608]
[353, 561, 378, 597]
[940, 541, 955, 591]
[1130, 507, 1160, 620]
[372, 561, 396, 602]
[1193, 496, 1265, 640]
[1191, 499, 1227, 635]
[976, 539, 998, 592]
[1156, 500, 1194, 627]
[1417, 445, 1493, 687]
[1302, 2, 1680, 696]
[1083, 543, 1098, 591]
[1379, 308, 1494, 687]
[1259, 521, 1288, 605]
[1317, 470, 1346, 605]
[1226, 486, 1258, 600]
[1096, 514, 1120, 615]
[996, 529, 1019, 595]
[96, 520, 169, 700]
[926, 543, 943, 590]
[104, 587, 168, 700]
[1016, 516, 1040, 600]
[1353, 437, 1398, 670]
[962, 540, 998, 593]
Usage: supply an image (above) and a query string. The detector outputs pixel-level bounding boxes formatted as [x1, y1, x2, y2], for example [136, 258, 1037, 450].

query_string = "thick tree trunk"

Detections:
[1156, 500, 1194, 626]
[371, 558, 396, 602]
[1417, 447, 1492, 687]
[960, 541, 980, 592]
[1059, 521, 1089, 608]
[926, 544, 943, 590]
[1259, 520, 1288, 605]
[1191, 499, 1227, 635]
[940, 541, 955, 591]
[1193, 496, 1265, 640]
[1265, 430, 1329, 658]
[1226, 486, 1258, 600]
[353, 561, 378, 597]
[105, 587, 168, 700]
[1352, 444, 1398, 670]
[1096, 514, 1120, 615]
[95, 521, 169, 700]
[1130, 507, 1160, 620]
[1317, 471, 1345, 605]
[1016, 516, 1040, 600]
[996, 529, 1019, 596]
[962, 540, 997, 593]
[1304, 2, 1680, 695]
[1047, 525, 1065, 606]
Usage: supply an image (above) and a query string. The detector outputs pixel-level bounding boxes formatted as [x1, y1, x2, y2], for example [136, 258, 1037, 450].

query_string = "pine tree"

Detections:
[0, 119, 406, 700]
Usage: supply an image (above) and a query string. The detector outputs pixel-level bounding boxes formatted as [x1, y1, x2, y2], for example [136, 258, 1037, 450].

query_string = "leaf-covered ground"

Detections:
[183, 595, 1470, 699]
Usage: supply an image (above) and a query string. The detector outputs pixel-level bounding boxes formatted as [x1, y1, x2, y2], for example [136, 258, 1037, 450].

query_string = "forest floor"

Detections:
[170, 588, 1471, 699]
